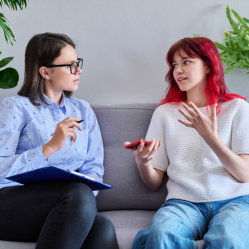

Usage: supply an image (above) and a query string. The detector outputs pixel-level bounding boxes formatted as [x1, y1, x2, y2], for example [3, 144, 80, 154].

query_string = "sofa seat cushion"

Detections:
[0, 241, 35, 249]
[101, 210, 155, 249]
[101, 210, 204, 249]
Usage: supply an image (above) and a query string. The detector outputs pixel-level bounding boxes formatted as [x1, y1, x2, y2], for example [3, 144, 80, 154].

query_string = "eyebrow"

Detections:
[178, 55, 192, 60]
[172, 56, 193, 63]
[62, 58, 79, 64]
[180, 56, 190, 59]
[67, 59, 78, 64]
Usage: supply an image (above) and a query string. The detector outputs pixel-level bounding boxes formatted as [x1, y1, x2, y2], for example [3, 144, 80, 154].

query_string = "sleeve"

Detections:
[77, 105, 104, 183]
[145, 106, 169, 172]
[0, 98, 48, 182]
[231, 100, 249, 155]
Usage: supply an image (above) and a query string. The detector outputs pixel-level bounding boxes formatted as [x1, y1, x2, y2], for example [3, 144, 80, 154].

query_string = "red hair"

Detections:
[160, 37, 246, 107]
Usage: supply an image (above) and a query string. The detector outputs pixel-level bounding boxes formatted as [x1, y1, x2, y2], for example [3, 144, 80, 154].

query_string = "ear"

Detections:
[39, 66, 51, 80]
[206, 66, 210, 74]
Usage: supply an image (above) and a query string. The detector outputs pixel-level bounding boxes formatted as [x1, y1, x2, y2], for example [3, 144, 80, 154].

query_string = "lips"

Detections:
[73, 78, 80, 83]
[177, 77, 187, 82]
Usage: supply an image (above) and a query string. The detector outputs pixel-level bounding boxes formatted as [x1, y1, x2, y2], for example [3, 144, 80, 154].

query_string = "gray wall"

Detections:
[0, 0, 248, 104]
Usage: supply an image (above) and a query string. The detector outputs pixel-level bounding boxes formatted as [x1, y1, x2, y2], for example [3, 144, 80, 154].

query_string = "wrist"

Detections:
[43, 142, 58, 159]
[205, 132, 220, 146]
[136, 157, 151, 168]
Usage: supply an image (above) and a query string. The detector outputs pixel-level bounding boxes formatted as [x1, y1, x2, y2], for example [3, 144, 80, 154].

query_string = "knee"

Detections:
[205, 227, 242, 248]
[150, 223, 168, 240]
[58, 182, 96, 213]
[64, 182, 95, 200]
[150, 222, 185, 245]
[95, 215, 118, 248]
[102, 217, 116, 242]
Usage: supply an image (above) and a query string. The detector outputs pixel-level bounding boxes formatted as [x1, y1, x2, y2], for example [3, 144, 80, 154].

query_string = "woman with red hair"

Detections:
[127, 37, 249, 248]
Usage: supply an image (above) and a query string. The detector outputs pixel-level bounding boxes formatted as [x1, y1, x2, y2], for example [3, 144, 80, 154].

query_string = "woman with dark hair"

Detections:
[126, 37, 249, 249]
[0, 32, 119, 249]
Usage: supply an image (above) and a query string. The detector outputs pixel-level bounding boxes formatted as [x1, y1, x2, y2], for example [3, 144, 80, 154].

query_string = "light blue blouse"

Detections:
[0, 94, 104, 190]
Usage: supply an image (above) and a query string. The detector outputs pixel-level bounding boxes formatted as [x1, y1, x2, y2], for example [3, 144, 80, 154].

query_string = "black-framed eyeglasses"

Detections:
[44, 58, 83, 75]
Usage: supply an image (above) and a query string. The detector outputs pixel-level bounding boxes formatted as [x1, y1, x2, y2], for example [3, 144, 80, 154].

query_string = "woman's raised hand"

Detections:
[178, 102, 218, 143]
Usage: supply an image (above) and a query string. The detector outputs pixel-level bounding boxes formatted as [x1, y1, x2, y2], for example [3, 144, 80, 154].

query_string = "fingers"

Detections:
[182, 102, 198, 117]
[52, 117, 83, 142]
[178, 119, 193, 127]
[58, 117, 83, 135]
[146, 139, 161, 159]
[178, 102, 218, 141]
[178, 108, 194, 126]
[211, 104, 217, 121]
[59, 117, 83, 132]
[178, 102, 205, 127]
[67, 126, 78, 142]
[137, 139, 160, 159]
[187, 102, 202, 116]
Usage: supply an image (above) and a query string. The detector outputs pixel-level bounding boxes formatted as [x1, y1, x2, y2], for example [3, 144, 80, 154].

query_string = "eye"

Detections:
[184, 60, 190, 65]
[172, 63, 177, 69]
[71, 62, 77, 68]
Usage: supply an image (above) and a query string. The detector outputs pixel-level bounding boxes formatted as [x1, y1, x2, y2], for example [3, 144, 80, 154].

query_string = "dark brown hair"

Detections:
[18, 32, 75, 105]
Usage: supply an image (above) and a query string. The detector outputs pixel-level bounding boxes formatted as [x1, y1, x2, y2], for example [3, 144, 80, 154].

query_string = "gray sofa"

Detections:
[0, 103, 204, 249]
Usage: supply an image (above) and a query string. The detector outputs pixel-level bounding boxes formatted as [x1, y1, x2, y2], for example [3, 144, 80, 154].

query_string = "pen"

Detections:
[73, 119, 84, 126]
[51, 119, 84, 136]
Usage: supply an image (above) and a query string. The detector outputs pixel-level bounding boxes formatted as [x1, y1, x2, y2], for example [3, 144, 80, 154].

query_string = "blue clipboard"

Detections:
[6, 166, 112, 191]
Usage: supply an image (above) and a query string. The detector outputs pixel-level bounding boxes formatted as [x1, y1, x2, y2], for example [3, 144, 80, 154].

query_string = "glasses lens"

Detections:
[71, 59, 83, 74]
[78, 59, 83, 69]
[71, 62, 78, 74]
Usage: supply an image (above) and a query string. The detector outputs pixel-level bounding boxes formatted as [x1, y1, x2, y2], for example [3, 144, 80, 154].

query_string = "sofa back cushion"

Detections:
[94, 104, 168, 211]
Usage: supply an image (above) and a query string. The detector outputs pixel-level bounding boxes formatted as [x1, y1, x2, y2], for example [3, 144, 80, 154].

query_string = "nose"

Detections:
[176, 65, 183, 74]
[76, 67, 83, 75]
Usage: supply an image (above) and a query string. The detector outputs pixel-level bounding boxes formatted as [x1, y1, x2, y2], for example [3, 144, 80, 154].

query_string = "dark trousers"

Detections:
[0, 181, 119, 249]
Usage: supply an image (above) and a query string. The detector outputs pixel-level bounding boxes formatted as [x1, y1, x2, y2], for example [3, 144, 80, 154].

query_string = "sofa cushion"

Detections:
[101, 210, 155, 249]
[101, 210, 205, 249]
[94, 104, 168, 211]
[0, 241, 35, 249]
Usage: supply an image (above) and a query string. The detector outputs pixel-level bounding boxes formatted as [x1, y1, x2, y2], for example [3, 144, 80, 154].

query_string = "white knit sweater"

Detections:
[146, 98, 249, 202]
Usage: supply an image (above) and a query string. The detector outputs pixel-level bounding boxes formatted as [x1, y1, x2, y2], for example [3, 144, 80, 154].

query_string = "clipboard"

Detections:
[6, 166, 112, 191]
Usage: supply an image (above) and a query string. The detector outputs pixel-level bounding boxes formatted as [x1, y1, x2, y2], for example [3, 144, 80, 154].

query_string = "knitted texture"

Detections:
[146, 98, 249, 202]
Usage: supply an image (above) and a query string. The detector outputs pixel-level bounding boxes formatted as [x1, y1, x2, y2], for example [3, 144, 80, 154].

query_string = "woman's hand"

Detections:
[124, 139, 163, 190]
[43, 117, 82, 158]
[124, 139, 161, 166]
[178, 102, 249, 183]
[178, 102, 218, 143]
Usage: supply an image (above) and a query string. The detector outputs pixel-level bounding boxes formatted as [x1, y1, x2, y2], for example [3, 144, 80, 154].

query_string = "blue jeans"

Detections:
[132, 195, 249, 249]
